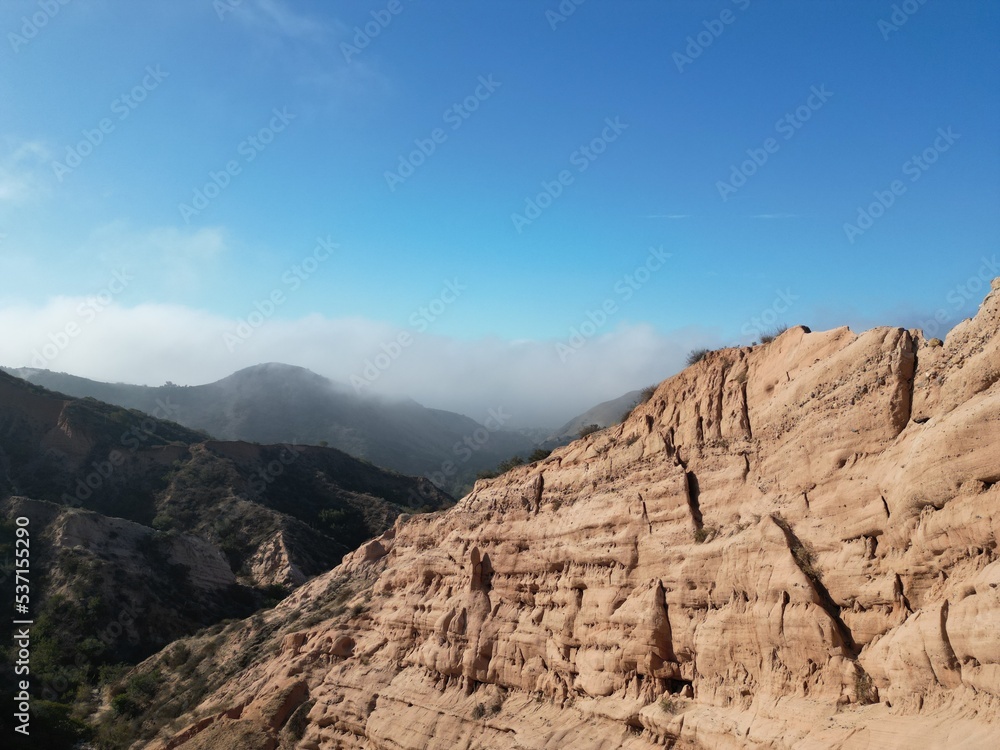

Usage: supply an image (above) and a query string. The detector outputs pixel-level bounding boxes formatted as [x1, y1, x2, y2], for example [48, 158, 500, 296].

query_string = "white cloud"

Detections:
[0, 300, 711, 427]
[86, 222, 229, 296]
[256, 0, 326, 37]
[229, 0, 330, 40]
[0, 138, 51, 205]
[220, 1, 385, 114]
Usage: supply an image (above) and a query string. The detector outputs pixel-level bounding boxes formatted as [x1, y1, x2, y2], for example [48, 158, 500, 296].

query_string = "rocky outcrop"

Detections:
[47, 499, 236, 592]
[6, 496, 235, 594]
[249, 530, 308, 589]
[143, 280, 1000, 750]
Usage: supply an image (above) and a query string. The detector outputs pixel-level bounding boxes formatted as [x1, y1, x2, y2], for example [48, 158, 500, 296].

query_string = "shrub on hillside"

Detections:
[759, 325, 788, 344]
[620, 384, 658, 423]
[686, 348, 711, 366]
[476, 454, 527, 480]
[528, 448, 551, 462]
[659, 696, 679, 714]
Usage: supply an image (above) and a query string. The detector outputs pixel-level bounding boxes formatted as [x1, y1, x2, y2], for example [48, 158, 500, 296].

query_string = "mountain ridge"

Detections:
[3, 363, 537, 496]
[546, 387, 644, 444]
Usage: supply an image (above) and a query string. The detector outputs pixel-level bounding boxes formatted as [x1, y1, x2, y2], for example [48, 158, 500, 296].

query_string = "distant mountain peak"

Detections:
[6, 362, 539, 496]
[226, 362, 327, 380]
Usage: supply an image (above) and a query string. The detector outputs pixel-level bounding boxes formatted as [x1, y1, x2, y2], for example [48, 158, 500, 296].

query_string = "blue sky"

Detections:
[0, 0, 998, 425]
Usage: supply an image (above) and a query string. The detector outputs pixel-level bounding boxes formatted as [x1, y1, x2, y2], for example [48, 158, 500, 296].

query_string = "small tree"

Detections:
[496, 455, 526, 473]
[578, 424, 601, 439]
[528, 448, 551, 462]
[478, 454, 527, 480]
[759, 325, 788, 344]
[620, 384, 658, 423]
[686, 348, 710, 366]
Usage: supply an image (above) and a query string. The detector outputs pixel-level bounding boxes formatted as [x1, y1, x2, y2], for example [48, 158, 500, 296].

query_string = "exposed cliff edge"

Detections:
[135, 280, 1000, 750]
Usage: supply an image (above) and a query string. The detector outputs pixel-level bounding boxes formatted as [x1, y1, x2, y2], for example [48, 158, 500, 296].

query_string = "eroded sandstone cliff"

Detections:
[138, 280, 1000, 750]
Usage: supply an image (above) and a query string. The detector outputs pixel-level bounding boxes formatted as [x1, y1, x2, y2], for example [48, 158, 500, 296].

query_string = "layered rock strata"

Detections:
[145, 281, 1000, 750]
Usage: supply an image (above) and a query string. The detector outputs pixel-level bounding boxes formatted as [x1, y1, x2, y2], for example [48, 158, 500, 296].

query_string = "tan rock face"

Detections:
[248, 530, 308, 589]
[147, 280, 1000, 750]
